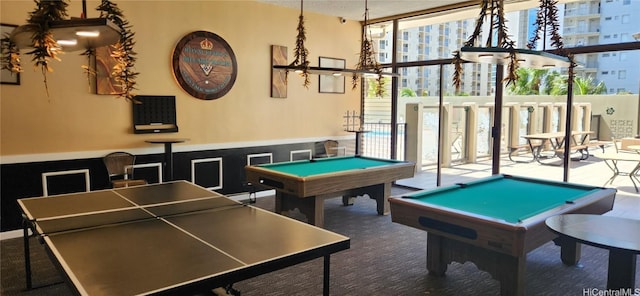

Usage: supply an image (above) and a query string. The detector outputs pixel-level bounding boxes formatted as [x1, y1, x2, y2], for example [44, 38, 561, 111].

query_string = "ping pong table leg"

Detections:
[23, 219, 32, 289]
[323, 255, 330, 296]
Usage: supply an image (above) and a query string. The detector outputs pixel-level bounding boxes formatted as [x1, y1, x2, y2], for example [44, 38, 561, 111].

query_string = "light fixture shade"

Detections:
[10, 18, 121, 52]
[460, 46, 571, 69]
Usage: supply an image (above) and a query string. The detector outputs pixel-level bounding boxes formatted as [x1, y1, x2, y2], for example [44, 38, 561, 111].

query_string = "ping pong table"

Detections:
[19, 181, 350, 295]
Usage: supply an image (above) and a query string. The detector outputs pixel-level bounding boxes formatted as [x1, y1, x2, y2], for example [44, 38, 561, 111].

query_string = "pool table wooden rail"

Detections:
[245, 161, 415, 198]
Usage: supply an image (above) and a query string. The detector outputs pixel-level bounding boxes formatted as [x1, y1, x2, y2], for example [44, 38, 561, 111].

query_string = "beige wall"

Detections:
[0, 0, 361, 158]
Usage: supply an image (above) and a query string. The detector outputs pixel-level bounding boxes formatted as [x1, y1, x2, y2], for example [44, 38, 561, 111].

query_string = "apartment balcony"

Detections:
[564, 12, 600, 20]
[564, 3, 600, 18]
[574, 68, 598, 77]
[563, 27, 600, 38]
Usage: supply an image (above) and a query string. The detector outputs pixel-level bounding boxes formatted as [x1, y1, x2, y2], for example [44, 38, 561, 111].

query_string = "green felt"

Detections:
[258, 156, 398, 177]
[405, 175, 600, 223]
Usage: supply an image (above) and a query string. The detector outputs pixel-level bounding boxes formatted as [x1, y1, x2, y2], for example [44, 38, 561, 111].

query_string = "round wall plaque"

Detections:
[171, 31, 237, 100]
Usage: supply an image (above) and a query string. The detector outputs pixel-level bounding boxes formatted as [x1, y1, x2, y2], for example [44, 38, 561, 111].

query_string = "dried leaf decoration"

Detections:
[353, 0, 384, 97]
[528, 0, 564, 51]
[452, 0, 488, 93]
[527, 0, 575, 78]
[97, 0, 138, 102]
[451, 51, 464, 91]
[1, 34, 23, 75]
[453, 0, 574, 93]
[452, 0, 519, 93]
[353, 27, 384, 97]
[26, 0, 69, 96]
[288, 0, 311, 88]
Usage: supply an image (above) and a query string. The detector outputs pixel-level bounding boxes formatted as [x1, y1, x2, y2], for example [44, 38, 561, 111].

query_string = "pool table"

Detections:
[245, 156, 415, 227]
[389, 174, 616, 296]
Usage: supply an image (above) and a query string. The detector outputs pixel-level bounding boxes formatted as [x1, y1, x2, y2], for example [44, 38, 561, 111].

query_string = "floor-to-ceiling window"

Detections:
[361, 0, 640, 187]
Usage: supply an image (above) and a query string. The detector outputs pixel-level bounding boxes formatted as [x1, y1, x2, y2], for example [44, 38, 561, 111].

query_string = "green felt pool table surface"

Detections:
[402, 174, 604, 223]
[255, 156, 406, 177]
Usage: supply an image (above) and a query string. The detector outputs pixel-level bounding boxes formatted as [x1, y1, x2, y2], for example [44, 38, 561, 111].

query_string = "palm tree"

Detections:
[543, 71, 561, 95]
[509, 68, 607, 96]
[507, 68, 549, 95]
[573, 76, 606, 95]
[400, 88, 417, 97]
[548, 74, 607, 95]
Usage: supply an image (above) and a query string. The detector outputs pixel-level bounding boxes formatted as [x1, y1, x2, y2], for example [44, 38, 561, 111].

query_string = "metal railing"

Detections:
[361, 123, 407, 160]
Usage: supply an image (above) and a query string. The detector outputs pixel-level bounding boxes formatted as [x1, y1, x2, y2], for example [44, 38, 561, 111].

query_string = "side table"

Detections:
[145, 138, 189, 181]
[546, 214, 640, 290]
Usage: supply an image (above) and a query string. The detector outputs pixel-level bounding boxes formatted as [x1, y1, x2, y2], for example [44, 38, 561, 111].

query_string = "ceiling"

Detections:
[256, 0, 474, 21]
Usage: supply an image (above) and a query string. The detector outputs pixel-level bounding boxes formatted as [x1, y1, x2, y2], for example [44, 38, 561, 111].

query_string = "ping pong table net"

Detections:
[31, 195, 244, 235]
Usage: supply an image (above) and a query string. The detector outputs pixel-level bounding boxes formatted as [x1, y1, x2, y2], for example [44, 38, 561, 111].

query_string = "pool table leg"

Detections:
[426, 234, 448, 276]
[426, 234, 526, 296]
[275, 192, 325, 227]
[378, 183, 391, 215]
[337, 183, 390, 216]
[358, 183, 390, 215]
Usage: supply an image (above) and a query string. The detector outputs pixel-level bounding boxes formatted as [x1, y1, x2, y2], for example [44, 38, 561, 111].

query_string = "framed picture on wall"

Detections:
[95, 46, 119, 94]
[319, 57, 345, 94]
[1, 23, 20, 85]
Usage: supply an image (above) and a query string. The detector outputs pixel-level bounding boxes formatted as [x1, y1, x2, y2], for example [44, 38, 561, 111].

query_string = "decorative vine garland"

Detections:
[452, 0, 519, 93]
[0, 36, 22, 76]
[528, 0, 563, 51]
[527, 0, 576, 74]
[24, 0, 68, 96]
[453, 0, 574, 93]
[353, 0, 384, 97]
[288, 0, 311, 88]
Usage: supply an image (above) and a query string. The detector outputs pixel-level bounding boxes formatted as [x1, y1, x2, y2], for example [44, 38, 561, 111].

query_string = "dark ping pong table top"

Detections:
[20, 181, 227, 220]
[20, 181, 350, 296]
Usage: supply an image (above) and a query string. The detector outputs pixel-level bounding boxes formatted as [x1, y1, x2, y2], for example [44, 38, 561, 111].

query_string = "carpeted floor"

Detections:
[2, 188, 638, 295]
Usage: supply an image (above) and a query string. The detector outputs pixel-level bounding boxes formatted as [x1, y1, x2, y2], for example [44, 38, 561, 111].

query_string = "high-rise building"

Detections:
[372, 0, 639, 95]
[562, 0, 639, 94]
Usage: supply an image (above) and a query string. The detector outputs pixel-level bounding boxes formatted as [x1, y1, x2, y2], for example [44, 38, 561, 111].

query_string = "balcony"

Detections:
[564, 27, 600, 38]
